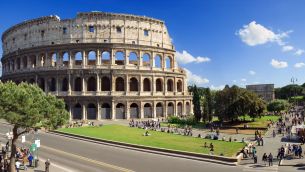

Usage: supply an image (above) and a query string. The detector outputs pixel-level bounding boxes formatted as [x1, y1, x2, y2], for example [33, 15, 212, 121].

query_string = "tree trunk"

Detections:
[9, 125, 18, 172]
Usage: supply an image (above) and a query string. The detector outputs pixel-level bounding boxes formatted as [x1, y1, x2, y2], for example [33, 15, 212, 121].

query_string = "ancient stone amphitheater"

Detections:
[1, 12, 193, 120]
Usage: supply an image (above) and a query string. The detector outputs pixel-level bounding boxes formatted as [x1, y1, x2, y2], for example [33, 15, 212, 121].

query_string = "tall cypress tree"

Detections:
[193, 85, 202, 122]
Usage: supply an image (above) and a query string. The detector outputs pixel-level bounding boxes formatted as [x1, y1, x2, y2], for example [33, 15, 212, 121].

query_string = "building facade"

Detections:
[246, 84, 275, 102]
[1, 12, 193, 120]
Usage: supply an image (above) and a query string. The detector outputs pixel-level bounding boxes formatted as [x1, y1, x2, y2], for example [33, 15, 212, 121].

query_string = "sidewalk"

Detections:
[20, 158, 67, 172]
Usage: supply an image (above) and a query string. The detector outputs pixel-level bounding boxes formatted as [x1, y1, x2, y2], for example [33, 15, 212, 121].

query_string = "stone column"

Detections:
[125, 49, 129, 66]
[69, 51, 73, 68]
[152, 76, 155, 95]
[111, 101, 116, 120]
[68, 74, 72, 95]
[126, 102, 130, 120]
[69, 105, 72, 121]
[82, 104, 86, 120]
[27, 56, 31, 69]
[125, 74, 129, 94]
[96, 49, 101, 66]
[174, 77, 177, 94]
[139, 76, 142, 95]
[140, 102, 144, 119]
[82, 77, 86, 95]
[111, 50, 115, 65]
[174, 101, 177, 117]
[97, 101, 101, 120]
[164, 77, 167, 95]
[44, 78, 48, 93]
[164, 102, 168, 118]
[111, 75, 115, 92]
[56, 77, 59, 95]
[82, 51, 86, 68]
[97, 74, 101, 93]
[153, 101, 157, 118]
[139, 51, 143, 67]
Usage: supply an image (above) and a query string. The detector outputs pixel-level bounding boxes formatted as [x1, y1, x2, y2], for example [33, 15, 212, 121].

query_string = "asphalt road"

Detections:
[0, 123, 300, 172]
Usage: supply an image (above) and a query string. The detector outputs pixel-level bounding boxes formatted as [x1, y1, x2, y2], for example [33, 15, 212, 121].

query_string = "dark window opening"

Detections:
[63, 27, 67, 34]
[89, 26, 94, 33]
[41, 30, 45, 37]
[144, 30, 149, 36]
[116, 27, 122, 33]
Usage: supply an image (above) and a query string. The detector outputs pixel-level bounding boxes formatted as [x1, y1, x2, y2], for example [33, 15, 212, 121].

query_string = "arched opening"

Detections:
[165, 56, 172, 69]
[115, 51, 124, 65]
[30, 55, 36, 68]
[62, 78, 68, 91]
[88, 51, 96, 66]
[177, 80, 183, 92]
[22, 56, 27, 69]
[186, 102, 191, 115]
[129, 77, 138, 91]
[143, 78, 151, 92]
[63, 52, 69, 67]
[74, 77, 82, 91]
[129, 52, 138, 66]
[156, 78, 163, 92]
[115, 77, 125, 91]
[167, 102, 174, 117]
[38, 78, 45, 91]
[177, 102, 183, 116]
[154, 55, 162, 68]
[144, 103, 152, 118]
[142, 53, 150, 67]
[74, 52, 82, 66]
[116, 103, 125, 119]
[130, 103, 139, 119]
[101, 103, 111, 119]
[73, 103, 82, 120]
[16, 58, 21, 70]
[87, 103, 97, 120]
[51, 53, 57, 67]
[87, 77, 97, 91]
[101, 76, 111, 91]
[167, 79, 173, 92]
[48, 78, 56, 92]
[101, 51, 110, 65]
[156, 103, 164, 117]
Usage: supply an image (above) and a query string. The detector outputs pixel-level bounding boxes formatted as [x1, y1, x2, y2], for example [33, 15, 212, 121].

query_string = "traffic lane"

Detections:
[37, 132, 243, 172]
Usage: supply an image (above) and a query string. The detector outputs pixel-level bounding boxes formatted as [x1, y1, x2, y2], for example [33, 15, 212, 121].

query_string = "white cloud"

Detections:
[282, 45, 294, 52]
[249, 70, 256, 75]
[241, 78, 247, 82]
[233, 80, 237, 83]
[295, 49, 304, 56]
[237, 21, 290, 46]
[184, 68, 209, 86]
[176, 50, 210, 64]
[210, 85, 225, 90]
[270, 59, 288, 68]
[294, 62, 305, 68]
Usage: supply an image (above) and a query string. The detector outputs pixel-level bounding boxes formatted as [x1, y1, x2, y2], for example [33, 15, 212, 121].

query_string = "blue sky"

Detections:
[1, 0, 305, 89]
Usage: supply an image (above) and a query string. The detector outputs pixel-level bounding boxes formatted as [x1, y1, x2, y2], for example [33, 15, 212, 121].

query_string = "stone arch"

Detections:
[48, 78, 56, 92]
[101, 76, 111, 91]
[22, 56, 27, 69]
[101, 51, 110, 64]
[116, 103, 125, 119]
[73, 103, 82, 120]
[156, 102, 164, 117]
[87, 103, 97, 120]
[16, 58, 21, 70]
[156, 78, 163, 92]
[74, 52, 82, 66]
[165, 56, 172, 69]
[143, 78, 151, 92]
[115, 77, 125, 91]
[144, 103, 152, 118]
[62, 78, 68, 91]
[167, 102, 174, 116]
[101, 103, 111, 119]
[130, 103, 139, 119]
[62, 52, 69, 66]
[74, 77, 82, 91]
[51, 53, 57, 67]
[186, 102, 191, 115]
[115, 51, 124, 65]
[129, 77, 138, 91]
[38, 78, 45, 91]
[129, 52, 138, 66]
[167, 79, 173, 92]
[142, 53, 150, 67]
[177, 102, 183, 116]
[88, 51, 96, 66]
[87, 76, 97, 91]
[30, 55, 36, 68]
[177, 80, 183, 92]
[154, 55, 162, 68]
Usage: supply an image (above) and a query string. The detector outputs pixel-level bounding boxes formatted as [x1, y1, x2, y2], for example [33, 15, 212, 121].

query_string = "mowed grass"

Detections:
[58, 125, 244, 157]
[234, 115, 280, 128]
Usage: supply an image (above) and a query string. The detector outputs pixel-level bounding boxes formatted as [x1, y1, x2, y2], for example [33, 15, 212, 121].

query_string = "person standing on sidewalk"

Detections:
[45, 159, 50, 172]
[268, 153, 273, 166]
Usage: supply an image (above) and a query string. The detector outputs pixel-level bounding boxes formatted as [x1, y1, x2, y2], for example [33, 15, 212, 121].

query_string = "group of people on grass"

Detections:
[129, 119, 161, 130]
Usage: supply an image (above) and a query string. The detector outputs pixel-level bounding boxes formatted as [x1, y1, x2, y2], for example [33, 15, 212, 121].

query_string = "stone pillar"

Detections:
[139, 51, 143, 67]
[153, 101, 157, 118]
[161, 54, 165, 69]
[111, 101, 116, 120]
[174, 101, 177, 117]
[96, 49, 101, 66]
[97, 101, 101, 120]
[152, 76, 155, 95]
[126, 102, 130, 120]
[164, 102, 168, 118]
[57, 52, 62, 67]
[125, 74, 129, 94]
[82, 104, 86, 120]
[56, 77, 59, 95]
[139, 76, 142, 95]
[82, 51, 86, 68]
[164, 77, 167, 95]
[140, 102, 144, 119]
[174, 77, 177, 93]
[82, 77, 86, 95]
[44, 78, 48, 93]
[69, 105, 72, 121]
[69, 51, 73, 68]
[125, 49, 129, 66]
[111, 50, 115, 65]
[68, 74, 72, 95]
[97, 74, 100, 93]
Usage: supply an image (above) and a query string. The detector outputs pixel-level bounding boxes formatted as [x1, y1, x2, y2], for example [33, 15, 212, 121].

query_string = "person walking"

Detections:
[45, 159, 50, 172]
[262, 153, 267, 166]
[15, 161, 21, 172]
[268, 153, 273, 166]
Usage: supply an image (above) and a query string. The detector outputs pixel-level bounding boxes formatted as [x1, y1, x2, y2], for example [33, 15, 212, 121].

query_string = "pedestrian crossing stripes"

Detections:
[243, 165, 278, 172]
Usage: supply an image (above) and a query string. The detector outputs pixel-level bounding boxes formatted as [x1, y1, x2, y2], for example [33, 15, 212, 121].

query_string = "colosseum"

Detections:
[0, 12, 193, 121]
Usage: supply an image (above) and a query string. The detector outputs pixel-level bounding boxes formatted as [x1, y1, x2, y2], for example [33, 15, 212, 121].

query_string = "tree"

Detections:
[275, 84, 304, 99]
[192, 85, 202, 122]
[267, 99, 290, 113]
[0, 81, 69, 172]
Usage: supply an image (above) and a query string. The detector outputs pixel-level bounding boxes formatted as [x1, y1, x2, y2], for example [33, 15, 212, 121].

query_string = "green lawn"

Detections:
[235, 115, 280, 128]
[58, 125, 244, 157]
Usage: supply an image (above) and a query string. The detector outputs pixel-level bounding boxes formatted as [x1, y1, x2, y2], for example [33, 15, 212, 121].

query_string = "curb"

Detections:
[50, 130, 239, 166]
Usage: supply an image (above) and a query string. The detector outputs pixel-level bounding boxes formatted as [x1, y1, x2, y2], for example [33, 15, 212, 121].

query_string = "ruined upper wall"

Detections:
[2, 12, 173, 55]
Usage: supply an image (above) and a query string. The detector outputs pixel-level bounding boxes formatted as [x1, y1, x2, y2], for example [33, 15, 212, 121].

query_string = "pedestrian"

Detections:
[253, 154, 257, 164]
[262, 153, 267, 166]
[15, 161, 21, 172]
[45, 159, 50, 172]
[210, 143, 214, 155]
[261, 137, 264, 146]
[27, 154, 33, 167]
[268, 153, 273, 166]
